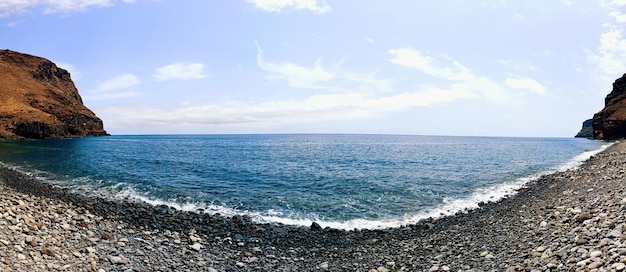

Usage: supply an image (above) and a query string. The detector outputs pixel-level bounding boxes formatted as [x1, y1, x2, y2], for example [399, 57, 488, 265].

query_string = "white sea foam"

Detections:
[115, 187, 222, 213]
[555, 142, 615, 171]
[1, 140, 614, 231]
[253, 141, 615, 230]
[332, 141, 614, 230]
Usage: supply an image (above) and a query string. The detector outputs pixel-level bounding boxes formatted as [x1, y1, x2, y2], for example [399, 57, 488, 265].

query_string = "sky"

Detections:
[2, 0, 626, 137]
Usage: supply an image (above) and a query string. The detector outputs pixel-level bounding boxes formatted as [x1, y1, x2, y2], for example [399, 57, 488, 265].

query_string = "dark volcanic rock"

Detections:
[0, 49, 107, 139]
[575, 119, 593, 138]
[593, 73, 626, 139]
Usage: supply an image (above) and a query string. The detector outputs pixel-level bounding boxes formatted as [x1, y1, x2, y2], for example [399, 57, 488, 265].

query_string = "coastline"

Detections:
[0, 142, 625, 270]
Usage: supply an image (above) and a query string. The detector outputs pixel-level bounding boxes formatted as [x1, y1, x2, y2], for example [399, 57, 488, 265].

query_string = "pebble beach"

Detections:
[0, 141, 624, 271]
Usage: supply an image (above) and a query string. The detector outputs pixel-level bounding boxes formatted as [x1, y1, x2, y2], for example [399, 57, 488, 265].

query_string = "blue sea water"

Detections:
[0, 135, 610, 229]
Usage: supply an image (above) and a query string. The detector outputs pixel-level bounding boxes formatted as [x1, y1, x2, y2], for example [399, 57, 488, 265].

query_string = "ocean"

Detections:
[0, 134, 610, 230]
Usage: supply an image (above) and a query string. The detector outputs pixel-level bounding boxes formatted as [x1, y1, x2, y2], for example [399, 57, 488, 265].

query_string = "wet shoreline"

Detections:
[0, 141, 624, 270]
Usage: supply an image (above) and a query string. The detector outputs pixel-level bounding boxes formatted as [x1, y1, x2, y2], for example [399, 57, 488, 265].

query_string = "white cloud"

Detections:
[388, 48, 474, 81]
[342, 71, 393, 93]
[611, 0, 626, 6]
[451, 77, 511, 104]
[610, 11, 626, 22]
[83, 73, 141, 101]
[247, 0, 330, 13]
[256, 42, 335, 88]
[97, 88, 477, 130]
[388, 48, 545, 104]
[102, 43, 533, 130]
[588, 2, 626, 91]
[97, 73, 140, 92]
[153, 62, 207, 81]
[504, 77, 547, 95]
[97, 45, 555, 130]
[255, 43, 394, 92]
[0, 0, 142, 16]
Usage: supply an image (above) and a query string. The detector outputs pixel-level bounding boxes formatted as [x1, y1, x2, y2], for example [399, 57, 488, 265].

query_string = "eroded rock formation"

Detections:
[592, 73, 626, 140]
[575, 119, 593, 138]
[0, 50, 107, 139]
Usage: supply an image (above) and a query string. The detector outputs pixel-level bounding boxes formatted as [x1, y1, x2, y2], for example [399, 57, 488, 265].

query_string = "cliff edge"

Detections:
[593, 73, 626, 140]
[575, 119, 593, 138]
[0, 50, 108, 139]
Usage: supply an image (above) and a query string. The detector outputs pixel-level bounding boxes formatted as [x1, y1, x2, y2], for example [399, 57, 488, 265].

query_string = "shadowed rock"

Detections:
[575, 119, 593, 138]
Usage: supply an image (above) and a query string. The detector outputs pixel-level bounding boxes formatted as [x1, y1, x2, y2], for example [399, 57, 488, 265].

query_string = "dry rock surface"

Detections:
[0, 142, 625, 271]
[594, 72, 626, 139]
[0, 50, 107, 139]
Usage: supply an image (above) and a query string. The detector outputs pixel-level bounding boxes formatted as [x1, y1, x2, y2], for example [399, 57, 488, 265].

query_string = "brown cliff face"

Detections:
[0, 50, 108, 139]
[593, 73, 626, 140]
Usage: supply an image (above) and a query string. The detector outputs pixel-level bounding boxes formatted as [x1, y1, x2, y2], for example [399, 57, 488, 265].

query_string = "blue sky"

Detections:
[2, 0, 626, 136]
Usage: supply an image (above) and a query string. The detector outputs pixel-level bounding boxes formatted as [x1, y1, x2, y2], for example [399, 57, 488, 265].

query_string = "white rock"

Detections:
[536, 246, 545, 252]
[608, 229, 622, 239]
[107, 255, 125, 264]
[190, 243, 202, 251]
[319, 262, 329, 270]
[613, 263, 626, 270]
[377, 267, 389, 272]
[17, 253, 26, 260]
[589, 250, 603, 258]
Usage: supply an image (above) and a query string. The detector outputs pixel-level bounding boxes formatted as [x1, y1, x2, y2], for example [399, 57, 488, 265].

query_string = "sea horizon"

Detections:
[101, 132, 588, 139]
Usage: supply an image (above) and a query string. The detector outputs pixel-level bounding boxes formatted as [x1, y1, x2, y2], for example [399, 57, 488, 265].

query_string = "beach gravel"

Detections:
[0, 141, 624, 271]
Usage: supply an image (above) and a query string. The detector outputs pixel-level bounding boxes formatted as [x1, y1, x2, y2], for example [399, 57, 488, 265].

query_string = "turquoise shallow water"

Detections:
[0, 135, 609, 229]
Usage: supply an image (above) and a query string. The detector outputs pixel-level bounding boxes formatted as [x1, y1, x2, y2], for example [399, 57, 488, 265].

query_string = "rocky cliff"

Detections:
[575, 119, 593, 138]
[0, 50, 107, 139]
[593, 73, 626, 140]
